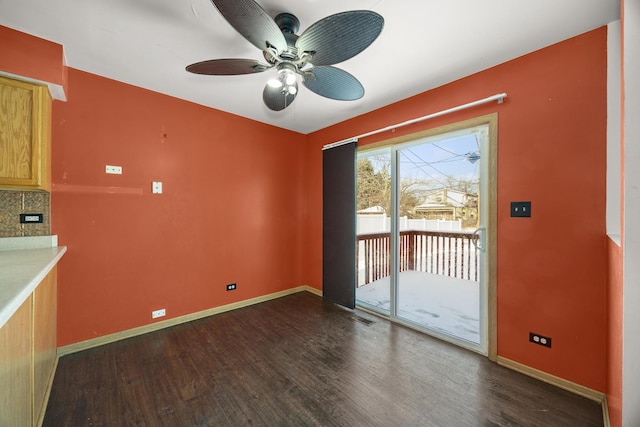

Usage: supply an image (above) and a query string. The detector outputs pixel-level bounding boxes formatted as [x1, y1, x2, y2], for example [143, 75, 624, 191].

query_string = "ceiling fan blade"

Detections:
[211, 0, 287, 53]
[263, 82, 297, 111]
[186, 59, 271, 75]
[303, 66, 364, 101]
[296, 11, 384, 66]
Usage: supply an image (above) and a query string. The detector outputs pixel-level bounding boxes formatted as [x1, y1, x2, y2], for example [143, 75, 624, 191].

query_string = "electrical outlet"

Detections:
[105, 165, 122, 175]
[152, 308, 166, 319]
[20, 213, 44, 223]
[226, 283, 237, 291]
[511, 201, 531, 217]
[529, 332, 552, 348]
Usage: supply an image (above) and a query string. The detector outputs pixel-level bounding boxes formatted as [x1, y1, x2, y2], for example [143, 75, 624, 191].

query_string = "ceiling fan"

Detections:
[186, 0, 384, 111]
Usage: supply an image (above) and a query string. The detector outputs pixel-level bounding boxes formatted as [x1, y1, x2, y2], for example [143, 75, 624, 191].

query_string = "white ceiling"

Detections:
[0, 0, 620, 134]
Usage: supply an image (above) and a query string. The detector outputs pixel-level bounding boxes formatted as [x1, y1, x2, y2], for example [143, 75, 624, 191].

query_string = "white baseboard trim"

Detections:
[496, 356, 605, 403]
[304, 286, 322, 297]
[58, 286, 321, 356]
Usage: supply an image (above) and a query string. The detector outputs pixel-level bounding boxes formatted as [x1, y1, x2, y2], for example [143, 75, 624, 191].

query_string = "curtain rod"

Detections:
[322, 92, 507, 150]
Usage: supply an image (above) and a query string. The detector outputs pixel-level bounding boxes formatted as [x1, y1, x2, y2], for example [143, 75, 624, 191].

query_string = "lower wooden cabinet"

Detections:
[0, 266, 57, 426]
[0, 294, 33, 426]
[33, 267, 57, 425]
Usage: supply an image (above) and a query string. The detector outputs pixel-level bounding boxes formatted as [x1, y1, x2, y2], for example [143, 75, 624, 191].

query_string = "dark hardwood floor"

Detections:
[44, 292, 603, 426]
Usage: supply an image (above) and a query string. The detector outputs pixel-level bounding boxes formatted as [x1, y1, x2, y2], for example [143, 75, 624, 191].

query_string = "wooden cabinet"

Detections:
[0, 266, 57, 427]
[0, 75, 51, 190]
[0, 294, 33, 426]
[33, 267, 57, 426]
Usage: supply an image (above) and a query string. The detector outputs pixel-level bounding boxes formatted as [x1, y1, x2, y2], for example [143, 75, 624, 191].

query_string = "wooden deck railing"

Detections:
[357, 230, 479, 286]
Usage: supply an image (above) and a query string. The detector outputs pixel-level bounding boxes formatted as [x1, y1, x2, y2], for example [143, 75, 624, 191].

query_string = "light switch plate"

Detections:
[152, 181, 162, 194]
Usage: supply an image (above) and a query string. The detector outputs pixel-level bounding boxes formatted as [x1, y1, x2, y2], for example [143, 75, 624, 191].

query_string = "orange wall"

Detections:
[307, 28, 608, 391]
[0, 25, 66, 87]
[51, 68, 307, 346]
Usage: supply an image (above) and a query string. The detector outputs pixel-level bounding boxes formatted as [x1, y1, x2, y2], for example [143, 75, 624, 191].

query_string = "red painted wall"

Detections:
[0, 25, 66, 88]
[306, 28, 608, 391]
[51, 68, 307, 346]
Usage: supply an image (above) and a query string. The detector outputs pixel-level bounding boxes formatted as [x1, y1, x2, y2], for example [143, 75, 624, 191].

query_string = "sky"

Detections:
[399, 132, 480, 189]
[360, 125, 487, 193]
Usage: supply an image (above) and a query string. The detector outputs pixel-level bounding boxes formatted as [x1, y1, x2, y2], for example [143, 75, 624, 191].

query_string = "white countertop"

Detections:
[0, 245, 67, 329]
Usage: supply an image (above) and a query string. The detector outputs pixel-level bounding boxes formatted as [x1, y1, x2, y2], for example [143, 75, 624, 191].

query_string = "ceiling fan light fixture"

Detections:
[188, 1, 384, 111]
[267, 78, 283, 88]
[269, 64, 298, 95]
[280, 78, 298, 96]
[282, 69, 297, 86]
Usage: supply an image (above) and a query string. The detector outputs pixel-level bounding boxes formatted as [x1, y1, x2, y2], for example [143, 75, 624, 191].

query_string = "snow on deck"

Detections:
[356, 270, 480, 343]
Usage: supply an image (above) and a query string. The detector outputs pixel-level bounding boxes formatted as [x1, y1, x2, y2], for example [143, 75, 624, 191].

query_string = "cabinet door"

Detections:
[0, 75, 51, 190]
[33, 267, 57, 425]
[0, 295, 33, 427]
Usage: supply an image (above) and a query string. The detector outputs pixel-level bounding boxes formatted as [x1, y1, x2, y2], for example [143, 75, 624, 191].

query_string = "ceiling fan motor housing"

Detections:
[275, 13, 300, 34]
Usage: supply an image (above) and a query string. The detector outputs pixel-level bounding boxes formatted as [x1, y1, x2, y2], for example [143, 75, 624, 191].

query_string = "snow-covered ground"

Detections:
[355, 270, 480, 343]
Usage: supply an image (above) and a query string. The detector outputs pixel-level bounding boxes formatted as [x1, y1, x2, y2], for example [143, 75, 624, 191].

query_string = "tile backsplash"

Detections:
[0, 190, 50, 237]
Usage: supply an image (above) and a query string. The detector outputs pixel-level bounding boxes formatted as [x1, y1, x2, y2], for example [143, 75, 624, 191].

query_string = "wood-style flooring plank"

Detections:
[44, 292, 603, 426]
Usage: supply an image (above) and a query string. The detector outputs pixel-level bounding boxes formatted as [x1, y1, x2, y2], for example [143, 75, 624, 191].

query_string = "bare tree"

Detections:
[357, 157, 429, 217]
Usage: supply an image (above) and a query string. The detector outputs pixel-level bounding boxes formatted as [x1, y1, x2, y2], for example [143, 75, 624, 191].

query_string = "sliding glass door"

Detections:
[355, 150, 392, 317]
[356, 122, 491, 354]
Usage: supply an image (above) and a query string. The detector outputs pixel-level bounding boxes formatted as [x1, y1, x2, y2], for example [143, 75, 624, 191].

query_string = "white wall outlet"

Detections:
[152, 308, 166, 319]
[105, 165, 122, 174]
[152, 181, 163, 194]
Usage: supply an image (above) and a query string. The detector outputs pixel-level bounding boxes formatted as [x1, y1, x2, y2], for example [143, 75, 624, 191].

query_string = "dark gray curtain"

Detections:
[322, 141, 356, 309]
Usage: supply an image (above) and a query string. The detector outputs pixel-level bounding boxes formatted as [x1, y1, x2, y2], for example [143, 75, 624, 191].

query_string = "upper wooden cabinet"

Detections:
[0, 75, 51, 190]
